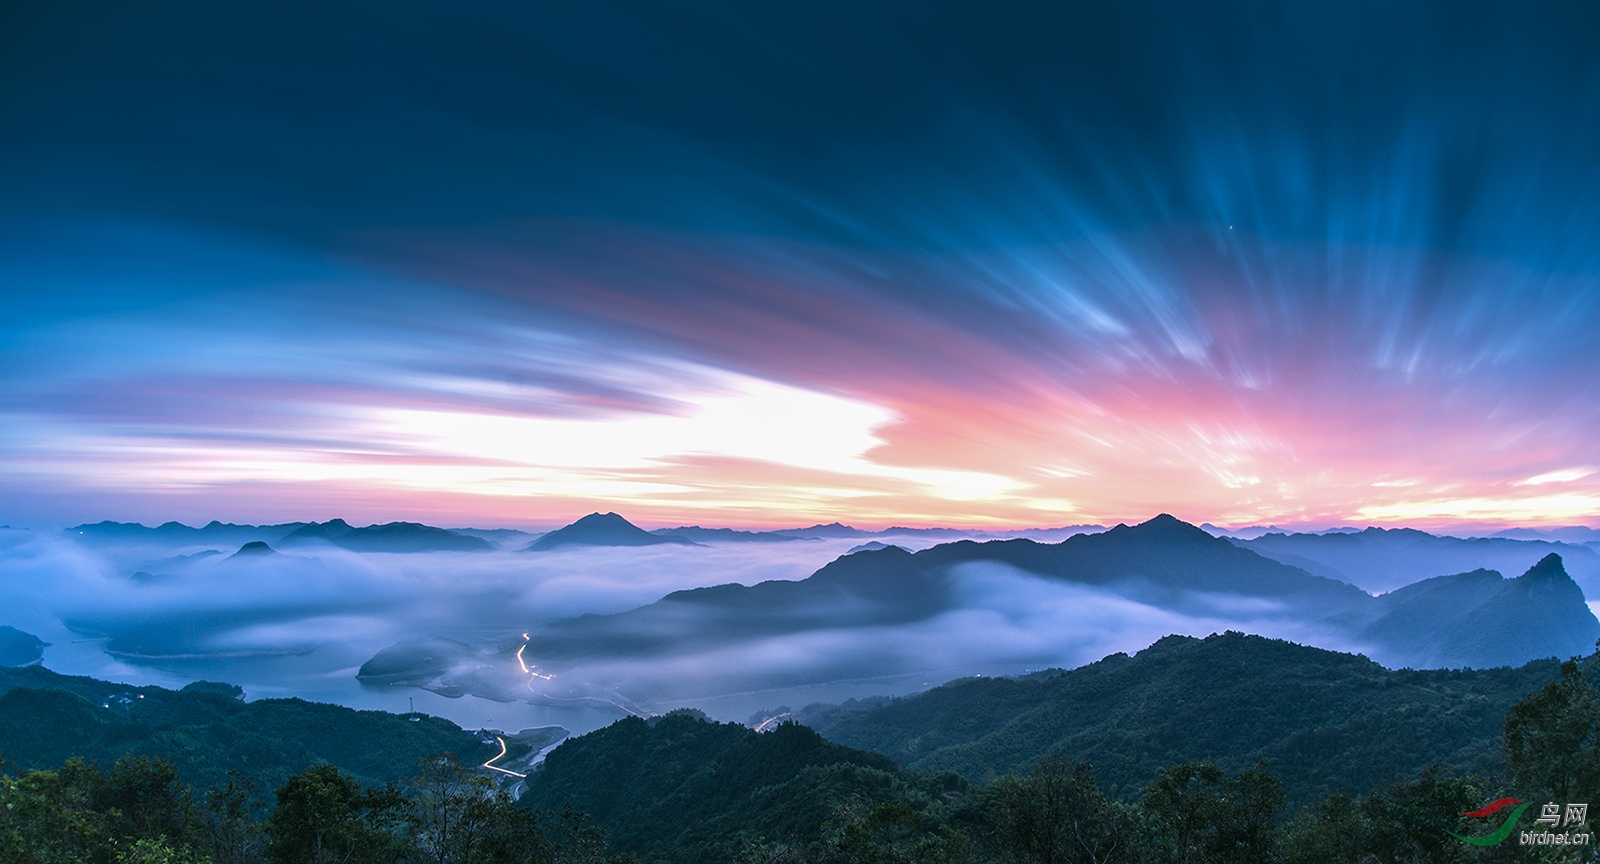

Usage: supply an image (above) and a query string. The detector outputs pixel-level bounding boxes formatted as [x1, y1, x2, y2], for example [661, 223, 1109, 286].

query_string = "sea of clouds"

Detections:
[0, 526, 1388, 734]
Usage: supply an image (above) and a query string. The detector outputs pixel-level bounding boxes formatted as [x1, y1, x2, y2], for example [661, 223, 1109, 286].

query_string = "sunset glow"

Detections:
[2, 3, 1599, 532]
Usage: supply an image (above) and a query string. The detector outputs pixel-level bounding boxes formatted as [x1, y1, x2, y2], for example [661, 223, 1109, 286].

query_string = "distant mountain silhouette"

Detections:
[504, 516, 1597, 681]
[64, 516, 1082, 550]
[898, 513, 1372, 616]
[69, 518, 492, 553]
[1365, 553, 1600, 668]
[1235, 526, 1600, 594]
[876, 525, 1001, 538]
[653, 523, 1076, 543]
[282, 518, 357, 542]
[447, 527, 540, 548]
[649, 526, 804, 543]
[68, 520, 307, 546]
[227, 541, 277, 559]
[281, 519, 492, 552]
[525, 513, 698, 550]
[767, 522, 871, 539]
[1491, 526, 1600, 544]
[130, 550, 222, 578]
[515, 515, 1370, 667]
[521, 543, 941, 663]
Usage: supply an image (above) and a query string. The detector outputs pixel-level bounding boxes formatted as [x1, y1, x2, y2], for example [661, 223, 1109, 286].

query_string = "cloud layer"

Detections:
[1, 529, 959, 726]
[0, 528, 1373, 730]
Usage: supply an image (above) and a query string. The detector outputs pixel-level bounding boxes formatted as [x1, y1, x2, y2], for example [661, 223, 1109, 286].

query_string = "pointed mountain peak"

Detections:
[1522, 552, 1569, 581]
[229, 540, 277, 559]
[572, 512, 633, 527]
[284, 518, 355, 541]
[1116, 514, 1216, 544]
[526, 512, 697, 550]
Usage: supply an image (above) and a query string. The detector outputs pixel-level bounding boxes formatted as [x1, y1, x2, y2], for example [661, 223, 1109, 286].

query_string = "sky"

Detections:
[3, 0, 1600, 531]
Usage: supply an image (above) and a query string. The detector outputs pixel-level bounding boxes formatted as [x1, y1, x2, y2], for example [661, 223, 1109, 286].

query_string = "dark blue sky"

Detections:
[8, 2, 1600, 251]
[3, 1, 1600, 529]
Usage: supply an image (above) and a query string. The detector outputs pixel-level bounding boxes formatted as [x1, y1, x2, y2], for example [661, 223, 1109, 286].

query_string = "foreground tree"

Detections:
[116, 837, 213, 864]
[1357, 766, 1485, 864]
[1505, 657, 1600, 804]
[99, 756, 205, 850]
[403, 754, 615, 864]
[0, 756, 112, 864]
[0, 755, 212, 864]
[986, 757, 1131, 864]
[204, 772, 264, 864]
[408, 755, 499, 864]
[1277, 793, 1370, 864]
[739, 797, 975, 864]
[265, 763, 407, 864]
[1140, 761, 1282, 864]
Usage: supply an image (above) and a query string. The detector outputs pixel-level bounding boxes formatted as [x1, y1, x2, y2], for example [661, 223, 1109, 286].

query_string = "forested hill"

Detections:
[519, 711, 964, 864]
[793, 632, 1563, 804]
[0, 664, 494, 792]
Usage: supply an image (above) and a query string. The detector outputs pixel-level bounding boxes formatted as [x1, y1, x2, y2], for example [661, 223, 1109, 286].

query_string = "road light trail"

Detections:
[518, 636, 553, 680]
[753, 712, 794, 733]
[516, 631, 650, 718]
[482, 736, 526, 778]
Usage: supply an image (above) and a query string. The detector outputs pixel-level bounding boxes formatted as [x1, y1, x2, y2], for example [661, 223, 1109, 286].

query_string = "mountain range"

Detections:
[70, 518, 495, 552]
[70, 519, 310, 546]
[648, 526, 809, 543]
[520, 515, 1594, 667]
[519, 515, 1373, 662]
[1233, 526, 1600, 594]
[82, 511, 1592, 583]
[1360, 553, 1597, 668]
[363, 515, 1599, 708]
[649, 522, 1107, 544]
[279, 518, 493, 552]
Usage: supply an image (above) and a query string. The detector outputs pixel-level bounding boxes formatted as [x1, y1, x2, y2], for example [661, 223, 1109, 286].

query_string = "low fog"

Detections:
[498, 561, 1370, 720]
[0, 528, 968, 731]
[1, 524, 1590, 735]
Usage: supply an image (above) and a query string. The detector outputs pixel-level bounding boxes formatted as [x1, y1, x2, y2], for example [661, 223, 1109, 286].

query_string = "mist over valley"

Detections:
[5, 512, 1595, 737]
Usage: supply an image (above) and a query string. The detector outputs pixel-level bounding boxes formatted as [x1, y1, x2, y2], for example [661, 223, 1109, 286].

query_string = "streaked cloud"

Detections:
[1356, 493, 1600, 524]
[3, 2, 1600, 530]
[1518, 468, 1598, 486]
